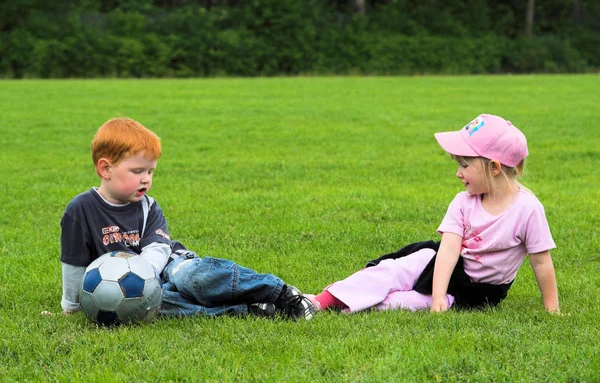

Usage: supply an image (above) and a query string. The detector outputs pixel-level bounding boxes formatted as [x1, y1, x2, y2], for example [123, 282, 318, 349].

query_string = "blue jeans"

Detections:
[158, 252, 285, 318]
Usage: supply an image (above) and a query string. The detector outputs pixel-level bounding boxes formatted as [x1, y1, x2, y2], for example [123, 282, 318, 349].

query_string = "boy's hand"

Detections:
[40, 310, 72, 316]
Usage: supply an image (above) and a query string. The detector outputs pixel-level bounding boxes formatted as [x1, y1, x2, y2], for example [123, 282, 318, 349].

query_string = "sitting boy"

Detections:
[57, 117, 315, 320]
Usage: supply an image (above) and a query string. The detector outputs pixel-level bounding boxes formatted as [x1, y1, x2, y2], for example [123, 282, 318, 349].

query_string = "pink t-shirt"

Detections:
[437, 189, 556, 284]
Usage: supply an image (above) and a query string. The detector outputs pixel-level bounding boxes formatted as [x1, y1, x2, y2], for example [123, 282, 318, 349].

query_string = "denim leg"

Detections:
[158, 281, 248, 318]
[163, 254, 285, 308]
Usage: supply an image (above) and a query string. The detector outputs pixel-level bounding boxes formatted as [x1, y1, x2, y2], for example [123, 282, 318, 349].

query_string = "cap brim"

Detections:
[434, 131, 479, 157]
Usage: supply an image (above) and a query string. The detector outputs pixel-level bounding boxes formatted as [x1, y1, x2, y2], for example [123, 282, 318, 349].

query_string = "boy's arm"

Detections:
[430, 232, 463, 312]
[140, 242, 171, 274]
[139, 199, 171, 273]
[61, 263, 85, 313]
[529, 250, 560, 313]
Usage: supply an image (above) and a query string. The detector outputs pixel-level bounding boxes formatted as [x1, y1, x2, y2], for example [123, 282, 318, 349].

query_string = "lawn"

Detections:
[0, 75, 599, 382]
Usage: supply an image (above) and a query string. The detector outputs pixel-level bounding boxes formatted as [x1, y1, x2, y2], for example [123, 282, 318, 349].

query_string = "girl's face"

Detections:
[98, 152, 157, 204]
[455, 160, 489, 196]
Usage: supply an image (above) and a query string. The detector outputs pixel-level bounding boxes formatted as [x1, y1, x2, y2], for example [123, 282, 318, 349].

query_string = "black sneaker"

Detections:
[274, 285, 317, 321]
[248, 303, 276, 318]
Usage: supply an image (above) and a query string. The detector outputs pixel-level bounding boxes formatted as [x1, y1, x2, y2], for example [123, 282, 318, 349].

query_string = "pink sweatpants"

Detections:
[326, 248, 455, 312]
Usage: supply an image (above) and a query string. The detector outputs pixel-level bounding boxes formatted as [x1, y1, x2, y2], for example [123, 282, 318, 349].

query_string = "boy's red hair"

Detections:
[91, 118, 162, 167]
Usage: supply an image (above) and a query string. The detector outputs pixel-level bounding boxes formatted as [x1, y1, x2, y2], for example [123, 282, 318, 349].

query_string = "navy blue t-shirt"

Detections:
[60, 188, 171, 267]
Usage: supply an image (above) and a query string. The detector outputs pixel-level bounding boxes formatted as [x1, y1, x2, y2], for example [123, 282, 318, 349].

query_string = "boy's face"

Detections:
[97, 152, 157, 204]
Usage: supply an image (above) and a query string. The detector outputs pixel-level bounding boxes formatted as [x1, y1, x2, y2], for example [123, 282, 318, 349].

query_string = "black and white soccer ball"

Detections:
[80, 251, 162, 325]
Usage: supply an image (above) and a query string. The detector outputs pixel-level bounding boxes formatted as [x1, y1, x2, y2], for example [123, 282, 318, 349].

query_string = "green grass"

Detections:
[1, 76, 599, 382]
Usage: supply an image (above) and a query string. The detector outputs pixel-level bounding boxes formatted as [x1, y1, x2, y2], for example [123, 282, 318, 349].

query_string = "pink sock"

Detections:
[315, 290, 347, 310]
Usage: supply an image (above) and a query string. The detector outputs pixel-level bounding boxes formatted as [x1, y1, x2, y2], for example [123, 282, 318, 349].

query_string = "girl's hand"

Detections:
[430, 232, 462, 313]
[548, 307, 562, 315]
[430, 297, 448, 312]
[529, 251, 560, 313]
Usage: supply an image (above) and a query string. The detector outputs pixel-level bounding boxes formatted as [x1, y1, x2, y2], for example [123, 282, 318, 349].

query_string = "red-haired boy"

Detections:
[59, 117, 315, 319]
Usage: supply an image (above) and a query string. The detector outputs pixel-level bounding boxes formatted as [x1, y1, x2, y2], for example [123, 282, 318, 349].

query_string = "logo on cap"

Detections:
[464, 117, 484, 137]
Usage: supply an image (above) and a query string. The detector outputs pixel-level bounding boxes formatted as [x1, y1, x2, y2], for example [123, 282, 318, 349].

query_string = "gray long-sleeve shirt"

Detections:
[60, 188, 171, 312]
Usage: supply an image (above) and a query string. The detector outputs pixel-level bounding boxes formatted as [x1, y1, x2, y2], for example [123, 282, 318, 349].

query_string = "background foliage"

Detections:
[1, 0, 599, 78]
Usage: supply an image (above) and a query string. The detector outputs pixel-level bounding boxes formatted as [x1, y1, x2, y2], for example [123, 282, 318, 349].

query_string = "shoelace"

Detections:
[284, 295, 311, 317]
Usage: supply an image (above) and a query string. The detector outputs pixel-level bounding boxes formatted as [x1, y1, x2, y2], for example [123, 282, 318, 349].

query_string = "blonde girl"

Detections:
[307, 114, 560, 314]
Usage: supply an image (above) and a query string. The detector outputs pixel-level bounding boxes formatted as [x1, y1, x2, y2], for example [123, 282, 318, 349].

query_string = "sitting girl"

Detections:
[307, 114, 559, 313]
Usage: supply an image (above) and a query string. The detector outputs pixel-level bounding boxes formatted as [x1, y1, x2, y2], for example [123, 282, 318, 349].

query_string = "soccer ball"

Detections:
[80, 251, 163, 325]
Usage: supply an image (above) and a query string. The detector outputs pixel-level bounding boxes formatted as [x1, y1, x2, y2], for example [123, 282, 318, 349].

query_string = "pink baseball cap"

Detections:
[434, 114, 528, 167]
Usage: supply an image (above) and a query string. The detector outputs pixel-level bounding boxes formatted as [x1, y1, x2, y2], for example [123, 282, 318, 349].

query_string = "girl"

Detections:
[307, 114, 560, 314]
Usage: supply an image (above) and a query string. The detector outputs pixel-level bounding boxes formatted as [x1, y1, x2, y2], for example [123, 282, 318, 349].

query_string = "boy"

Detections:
[58, 117, 316, 319]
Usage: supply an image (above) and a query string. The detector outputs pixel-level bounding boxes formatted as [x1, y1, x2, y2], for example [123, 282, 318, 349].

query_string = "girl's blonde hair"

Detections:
[91, 118, 161, 169]
[451, 154, 527, 197]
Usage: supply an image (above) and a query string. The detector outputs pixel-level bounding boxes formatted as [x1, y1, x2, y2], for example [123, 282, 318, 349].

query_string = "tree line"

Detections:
[1, 0, 598, 78]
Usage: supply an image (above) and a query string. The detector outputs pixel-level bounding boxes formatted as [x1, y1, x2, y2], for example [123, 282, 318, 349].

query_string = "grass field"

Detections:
[0, 75, 599, 382]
